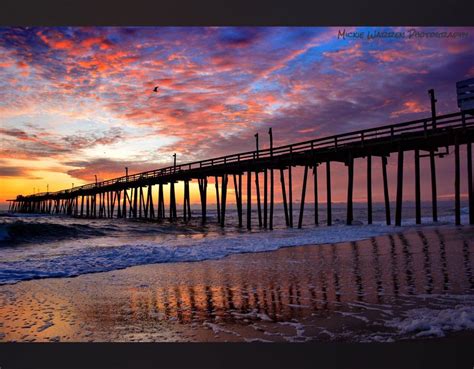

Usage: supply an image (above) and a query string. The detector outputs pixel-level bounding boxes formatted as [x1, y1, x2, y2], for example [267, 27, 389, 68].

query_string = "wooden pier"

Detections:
[8, 108, 474, 228]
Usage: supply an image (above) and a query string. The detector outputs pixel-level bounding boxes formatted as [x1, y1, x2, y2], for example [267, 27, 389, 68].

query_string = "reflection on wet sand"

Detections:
[83, 228, 474, 326]
[0, 226, 473, 342]
[463, 240, 474, 289]
[370, 237, 384, 303]
[418, 230, 434, 294]
[436, 229, 450, 291]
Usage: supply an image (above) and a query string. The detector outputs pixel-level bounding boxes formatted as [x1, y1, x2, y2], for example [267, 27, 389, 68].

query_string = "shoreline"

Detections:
[0, 224, 473, 342]
[0, 217, 471, 286]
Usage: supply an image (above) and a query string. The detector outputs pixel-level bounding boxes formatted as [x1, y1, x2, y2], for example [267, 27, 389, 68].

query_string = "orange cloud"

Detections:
[0, 61, 13, 68]
[53, 40, 73, 49]
[16, 61, 28, 68]
[38, 31, 74, 50]
[77, 59, 111, 72]
[391, 100, 425, 117]
[80, 36, 111, 50]
[372, 49, 409, 62]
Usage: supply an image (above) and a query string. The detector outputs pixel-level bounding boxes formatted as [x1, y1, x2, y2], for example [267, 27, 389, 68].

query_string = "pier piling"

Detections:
[382, 156, 391, 225]
[255, 171, 262, 227]
[347, 155, 354, 226]
[326, 160, 332, 226]
[455, 135, 461, 225]
[298, 165, 308, 229]
[395, 148, 404, 226]
[415, 149, 421, 224]
[367, 155, 372, 225]
[247, 171, 252, 230]
[280, 169, 289, 227]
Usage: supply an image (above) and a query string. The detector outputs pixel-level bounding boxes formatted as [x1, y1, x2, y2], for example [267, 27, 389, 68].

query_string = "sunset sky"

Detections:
[1, 27, 473, 208]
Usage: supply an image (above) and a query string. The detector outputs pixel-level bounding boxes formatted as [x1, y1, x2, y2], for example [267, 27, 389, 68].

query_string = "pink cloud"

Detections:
[391, 100, 426, 117]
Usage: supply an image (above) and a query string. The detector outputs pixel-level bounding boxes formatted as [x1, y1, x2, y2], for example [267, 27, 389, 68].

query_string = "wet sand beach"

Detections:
[1, 225, 473, 342]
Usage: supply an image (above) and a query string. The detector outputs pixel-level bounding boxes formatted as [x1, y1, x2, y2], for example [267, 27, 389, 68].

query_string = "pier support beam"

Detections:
[382, 156, 391, 225]
[103, 194, 106, 218]
[198, 178, 208, 224]
[105, 192, 109, 218]
[111, 191, 115, 218]
[122, 189, 127, 218]
[326, 160, 332, 226]
[395, 148, 404, 226]
[347, 155, 354, 225]
[455, 135, 461, 225]
[133, 187, 138, 218]
[280, 168, 289, 226]
[367, 155, 372, 225]
[269, 168, 274, 230]
[128, 189, 134, 218]
[182, 181, 187, 221]
[170, 182, 177, 220]
[102, 193, 106, 218]
[183, 180, 191, 222]
[314, 164, 318, 226]
[158, 184, 165, 220]
[247, 171, 252, 230]
[414, 149, 421, 224]
[215, 176, 221, 224]
[255, 171, 262, 227]
[116, 191, 121, 218]
[93, 195, 97, 218]
[142, 187, 147, 218]
[148, 184, 155, 218]
[139, 187, 144, 218]
[264, 169, 268, 228]
[187, 180, 191, 221]
[298, 165, 309, 229]
[288, 165, 293, 228]
[108, 192, 112, 218]
[220, 174, 228, 227]
[468, 142, 474, 225]
[99, 194, 103, 218]
[128, 189, 133, 217]
[429, 88, 438, 222]
[430, 148, 438, 222]
[106, 192, 110, 218]
[233, 174, 242, 227]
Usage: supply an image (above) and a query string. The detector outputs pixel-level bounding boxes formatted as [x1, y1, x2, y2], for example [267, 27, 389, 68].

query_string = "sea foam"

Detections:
[0, 223, 394, 285]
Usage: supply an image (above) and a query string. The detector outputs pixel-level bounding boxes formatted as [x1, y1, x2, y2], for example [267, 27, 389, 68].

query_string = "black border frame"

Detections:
[1, 0, 474, 368]
[1, 341, 473, 369]
[1, 0, 474, 26]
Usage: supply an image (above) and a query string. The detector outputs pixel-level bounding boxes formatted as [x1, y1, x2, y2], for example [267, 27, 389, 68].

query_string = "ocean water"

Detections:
[0, 201, 469, 285]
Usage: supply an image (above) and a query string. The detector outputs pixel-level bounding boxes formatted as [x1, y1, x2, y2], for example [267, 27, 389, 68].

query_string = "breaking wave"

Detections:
[0, 221, 106, 244]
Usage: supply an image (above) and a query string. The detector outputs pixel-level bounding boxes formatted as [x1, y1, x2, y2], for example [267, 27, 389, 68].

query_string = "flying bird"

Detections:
[153, 86, 159, 92]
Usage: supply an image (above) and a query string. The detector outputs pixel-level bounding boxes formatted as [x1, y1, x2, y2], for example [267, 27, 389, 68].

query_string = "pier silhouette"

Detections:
[8, 92, 474, 228]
